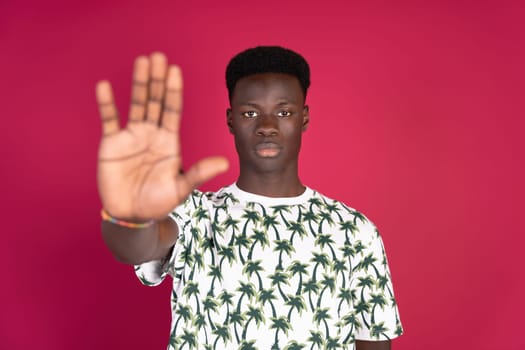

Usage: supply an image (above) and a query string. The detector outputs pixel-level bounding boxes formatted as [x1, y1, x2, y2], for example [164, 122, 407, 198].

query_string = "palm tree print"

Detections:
[242, 305, 265, 339]
[243, 260, 265, 290]
[270, 316, 291, 347]
[287, 260, 308, 294]
[134, 186, 403, 349]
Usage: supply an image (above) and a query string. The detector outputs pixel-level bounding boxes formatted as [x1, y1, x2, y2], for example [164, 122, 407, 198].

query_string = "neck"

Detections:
[236, 168, 305, 198]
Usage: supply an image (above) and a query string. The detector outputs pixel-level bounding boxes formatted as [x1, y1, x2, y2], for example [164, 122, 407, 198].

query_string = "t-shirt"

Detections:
[136, 184, 403, 349]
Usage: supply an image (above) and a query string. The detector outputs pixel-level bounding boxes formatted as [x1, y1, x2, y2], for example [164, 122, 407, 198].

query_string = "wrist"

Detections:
[101, 209, 155, 229]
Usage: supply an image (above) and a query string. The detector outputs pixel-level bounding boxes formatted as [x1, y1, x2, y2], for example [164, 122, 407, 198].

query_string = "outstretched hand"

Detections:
[96, 52, 228, 221]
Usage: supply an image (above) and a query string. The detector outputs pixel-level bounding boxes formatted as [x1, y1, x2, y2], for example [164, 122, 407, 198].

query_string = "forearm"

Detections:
[101, 217, 178, 265]
[355, 340, 391, 350]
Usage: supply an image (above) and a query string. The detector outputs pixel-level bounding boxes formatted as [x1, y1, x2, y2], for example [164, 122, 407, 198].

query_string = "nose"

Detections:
[255, 113, 278, 137]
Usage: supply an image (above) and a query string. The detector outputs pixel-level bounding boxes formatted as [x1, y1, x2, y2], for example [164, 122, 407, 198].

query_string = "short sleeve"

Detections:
[349, 218, 403, 341]
[134, 190, 206, 287]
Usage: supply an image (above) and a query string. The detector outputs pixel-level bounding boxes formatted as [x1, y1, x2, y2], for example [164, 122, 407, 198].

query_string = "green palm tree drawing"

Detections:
[287, 220, 307, 245]
[203, 295, 220, 330]
[377, 273, 389, 291]
[308, 196, 323, 212]
[285, 294, 307, 319]
[213, 201, 227, 217]
[315, 234, 337, 260]
[223, 215, 240, 246]
[193, 313, 208, 344]
[313, 307, 332, 337]
[236, 281, 257, 313]
[229, 309, 246, 343]
[239, 339, 258, 350]
[207, 265, 223, 295]
[355, 252, 380, 278]
[189, 251, 204, 280]
[369, 293, 387, 324]
[353, 241, 365, 256]
[168, 333, 181, 350]
[339, 220, 358, 241]
[354, 299, 371, 329]
[353, 210, 368, 225]
[340, 244, 355, 272]
[325, 336, 341, 350]
[287, 260, 308, 295]
[262, 214, 281, 241]
[242, 209, 261, 236]
[212, 323, 231, 349]
[269, 269, 290, 301]
[180, 246, 194, 270]
[284, 340, 306, 350]
[241, 305, 265, 339]
[307, 330, 324, 350]
[271, 205, 292, 227]
[179, 328, 198, 349]
[193, 206, 209, 222]
[317, 211, 335, 234]
[248, 229, 269, 260]
[370, 322, 389, 340]
[274, 239, 295, 269]
[182, 281, 201, 314]
[316, 274, 336, 308]
[340, 313, 361, 343]
[336, 287, 352, 316]
[218, 191, 239, 207]
[173, 304, 192, 334]
[218, 290, 234, 324]
[356, 276, 375, 303]
[258, 288, 278, 318]
[270, 316, 291, 348]
[323, 201, 343, 222]
[243, 260, 265, 290]
[218, 246, 235, 268]
[310, 252, 330, 282]
[235, 233, 252, 265]
[200, 237, 216, 265]
[302, 210, 319, 237]
[332, 258, 348, 289]
[303, 279, 321, 310]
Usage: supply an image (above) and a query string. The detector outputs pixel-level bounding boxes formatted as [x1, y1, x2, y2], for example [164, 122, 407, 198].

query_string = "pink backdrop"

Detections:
[2, 0, 524, 349]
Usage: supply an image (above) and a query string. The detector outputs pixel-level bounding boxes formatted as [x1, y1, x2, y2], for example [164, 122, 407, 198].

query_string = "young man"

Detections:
[96, 46, 403, 350]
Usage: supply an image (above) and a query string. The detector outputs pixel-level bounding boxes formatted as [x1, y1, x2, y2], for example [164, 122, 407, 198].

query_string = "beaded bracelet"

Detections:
[101, 209, 155, 229]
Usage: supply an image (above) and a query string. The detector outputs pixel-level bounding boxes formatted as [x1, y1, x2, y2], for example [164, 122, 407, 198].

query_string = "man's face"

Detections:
[227, 73, 309, 174]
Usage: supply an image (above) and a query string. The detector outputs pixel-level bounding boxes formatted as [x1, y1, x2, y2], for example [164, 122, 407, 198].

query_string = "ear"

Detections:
[302, 105, 310, 131]
[226, 108, 234, 134]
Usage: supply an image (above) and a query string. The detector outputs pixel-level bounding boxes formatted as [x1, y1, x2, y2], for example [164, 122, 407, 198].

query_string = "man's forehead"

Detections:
[232, 73, 304, 101]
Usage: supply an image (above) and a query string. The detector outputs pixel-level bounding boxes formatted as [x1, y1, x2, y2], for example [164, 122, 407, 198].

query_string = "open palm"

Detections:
[96, 53, 228, 221]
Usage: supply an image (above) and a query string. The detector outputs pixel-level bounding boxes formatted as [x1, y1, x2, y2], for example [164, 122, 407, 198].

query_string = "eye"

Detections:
[242, 111, 258, 118]
[277, 110, 292, 117]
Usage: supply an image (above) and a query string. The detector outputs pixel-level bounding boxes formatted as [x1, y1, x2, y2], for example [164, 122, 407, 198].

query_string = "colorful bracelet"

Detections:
[101, 209, 155, 229]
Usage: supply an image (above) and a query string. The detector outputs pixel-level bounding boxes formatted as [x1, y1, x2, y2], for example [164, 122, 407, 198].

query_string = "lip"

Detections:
[254, 142, 282, 158]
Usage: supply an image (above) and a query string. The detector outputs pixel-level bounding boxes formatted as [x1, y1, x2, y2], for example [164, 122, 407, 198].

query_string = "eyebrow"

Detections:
[239, 101, 298, 108]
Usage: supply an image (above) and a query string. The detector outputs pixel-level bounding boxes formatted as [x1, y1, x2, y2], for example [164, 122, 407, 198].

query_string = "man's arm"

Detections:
[101, 216, 178, 265]
[355, 340, 391, 350]
[95, 52, 228, 264]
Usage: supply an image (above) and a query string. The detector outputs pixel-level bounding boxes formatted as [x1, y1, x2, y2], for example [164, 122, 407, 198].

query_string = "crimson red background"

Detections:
[2, 0, 524, 349]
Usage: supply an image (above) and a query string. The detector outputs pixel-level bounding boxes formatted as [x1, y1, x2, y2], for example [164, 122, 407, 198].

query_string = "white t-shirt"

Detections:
[136, 184, 403, 349]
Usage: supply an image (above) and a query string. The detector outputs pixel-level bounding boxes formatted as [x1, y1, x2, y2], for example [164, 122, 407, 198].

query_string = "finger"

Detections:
[182, 157, 229, 190]
[161, 65, 183, 132]
[96, 80, 120, 135]
[146, 52, 167, 124]
[128, 56, 149, 123]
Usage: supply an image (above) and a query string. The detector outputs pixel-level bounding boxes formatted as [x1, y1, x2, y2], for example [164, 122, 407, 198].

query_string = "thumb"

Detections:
[183, 156, 229, 190]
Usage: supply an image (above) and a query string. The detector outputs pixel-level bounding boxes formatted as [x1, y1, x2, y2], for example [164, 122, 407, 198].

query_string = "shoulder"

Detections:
[311, 190, 376, 226]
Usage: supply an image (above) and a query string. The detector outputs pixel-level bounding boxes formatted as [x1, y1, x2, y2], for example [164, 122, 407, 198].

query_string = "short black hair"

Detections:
[226, 46, 310, 100]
